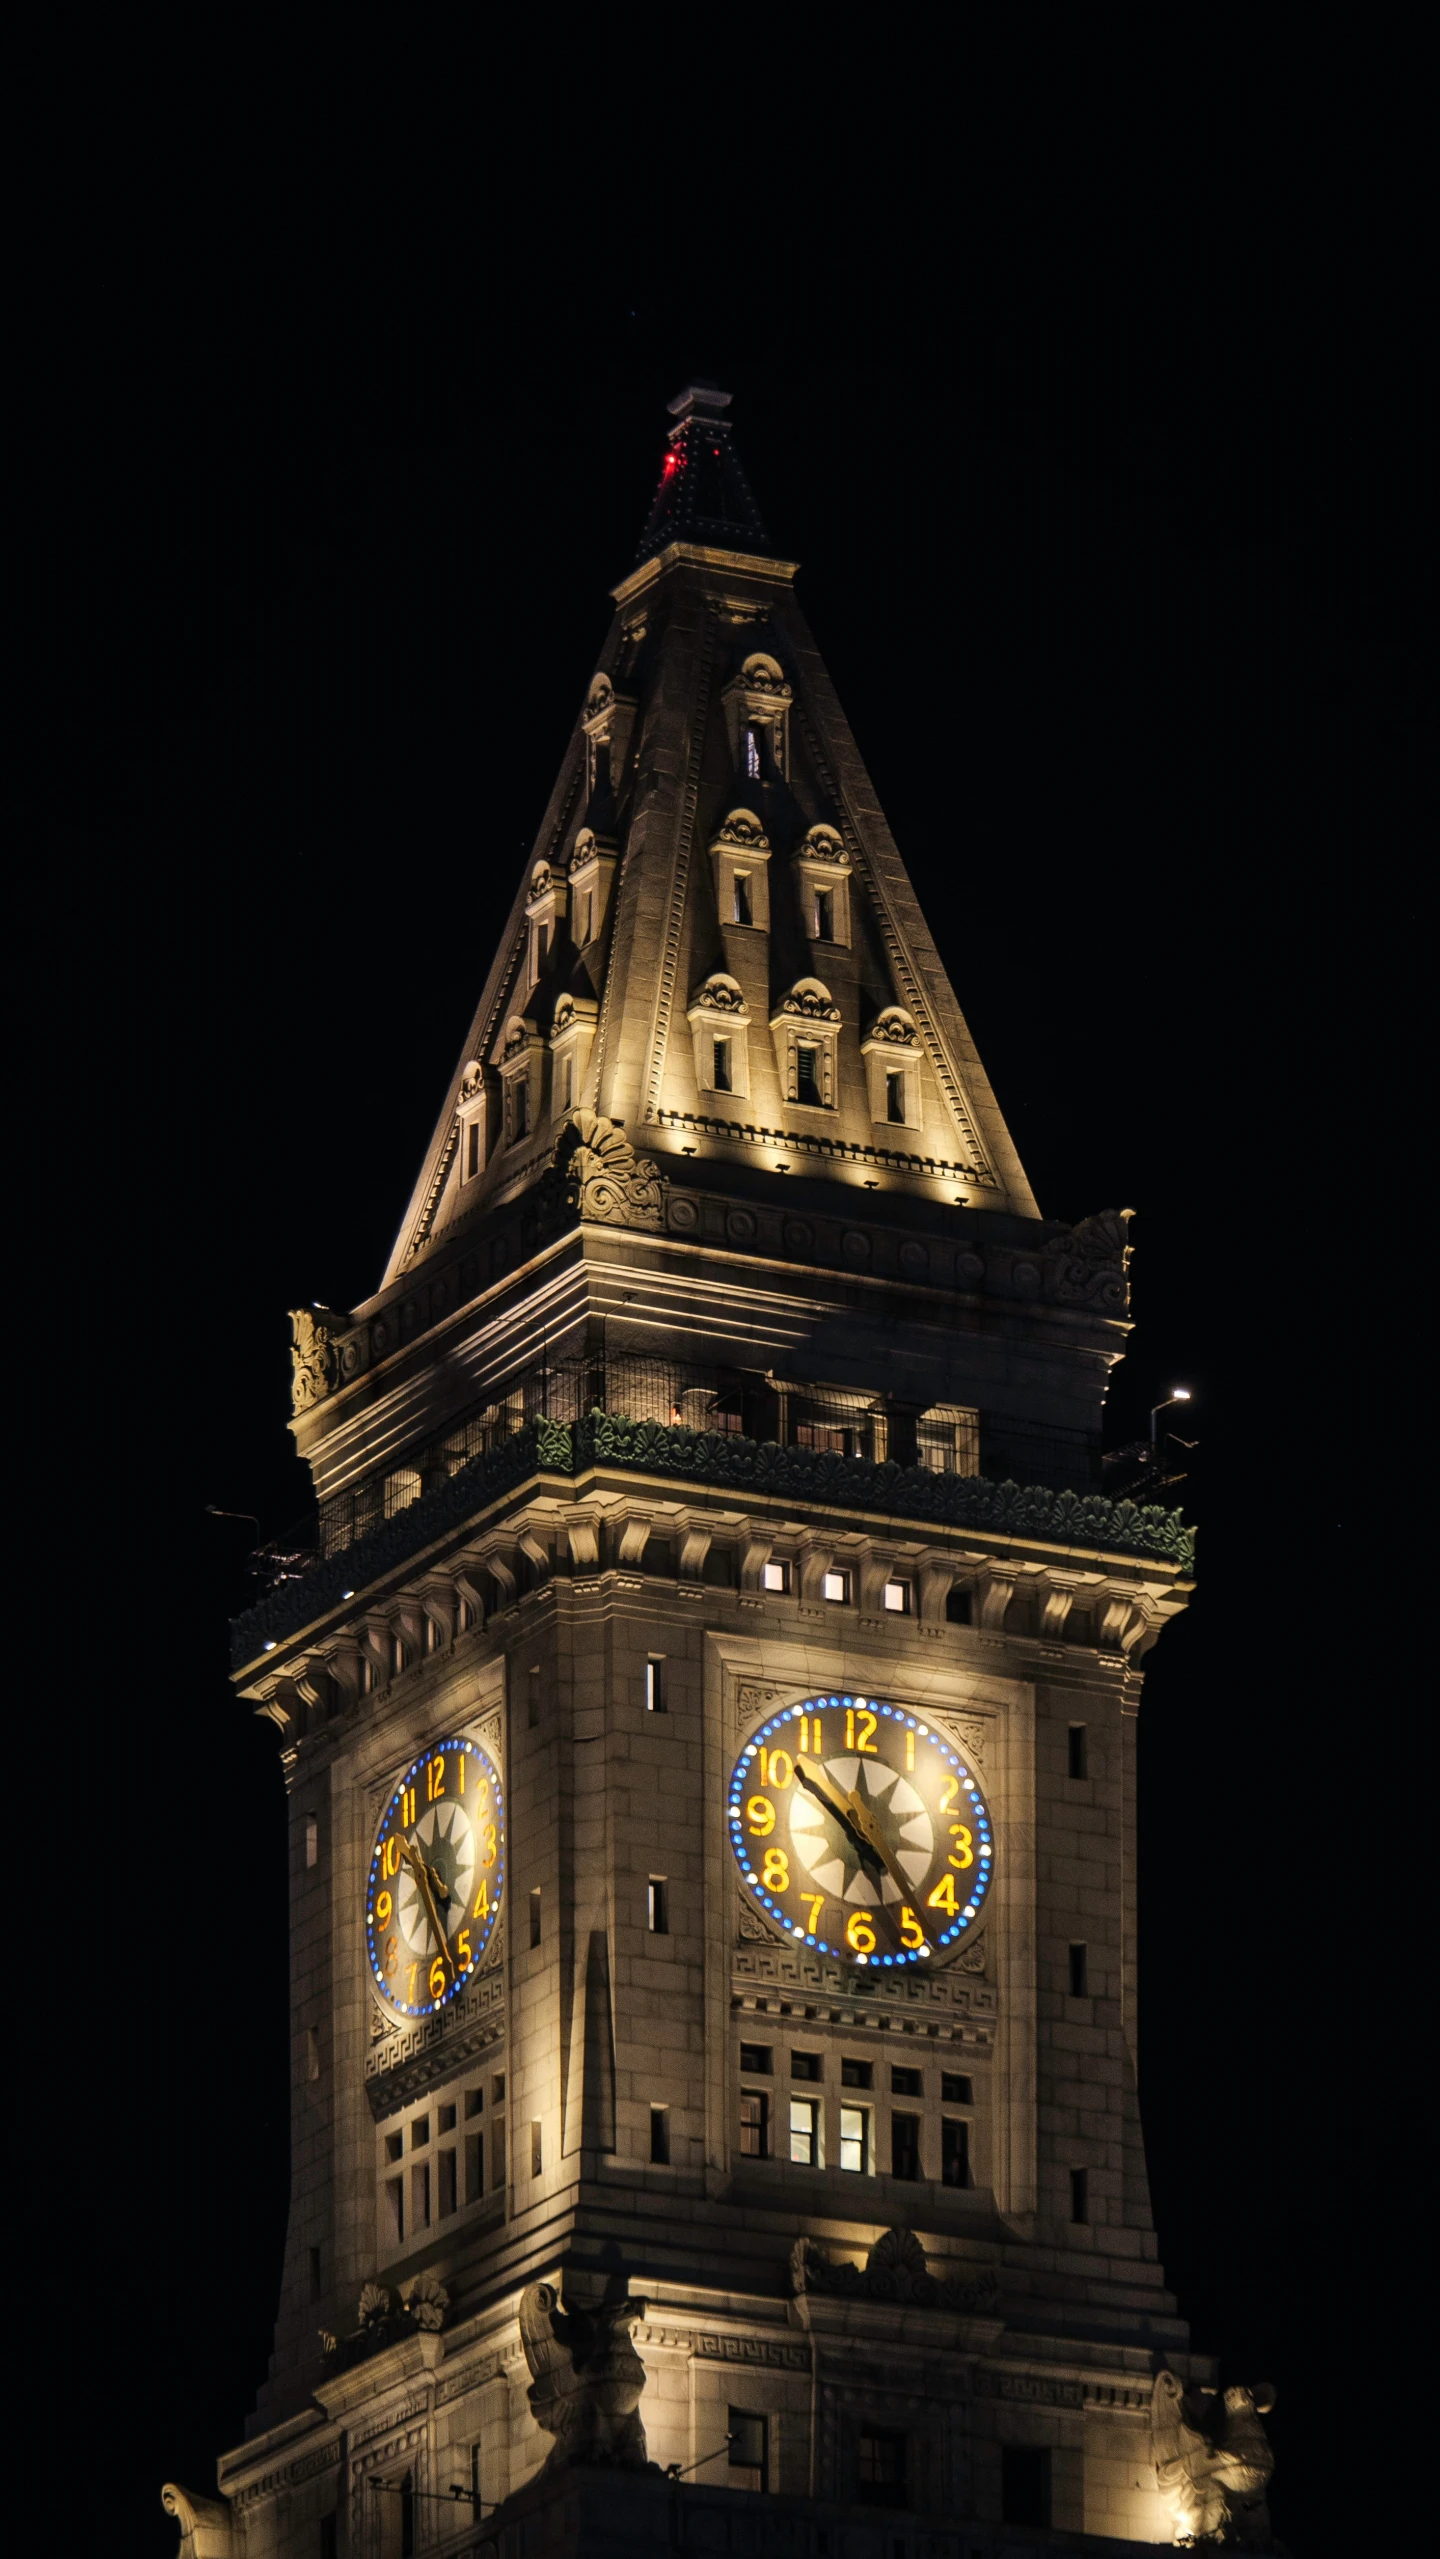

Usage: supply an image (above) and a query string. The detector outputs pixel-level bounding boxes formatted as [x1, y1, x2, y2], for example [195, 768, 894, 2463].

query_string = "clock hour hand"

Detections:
[400, 1837, 454, 1971]
[835, 1782, 916, 1907]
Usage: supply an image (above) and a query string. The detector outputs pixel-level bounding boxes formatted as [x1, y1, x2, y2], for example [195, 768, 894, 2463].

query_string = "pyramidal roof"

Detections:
[384, 389, 1037, 1284]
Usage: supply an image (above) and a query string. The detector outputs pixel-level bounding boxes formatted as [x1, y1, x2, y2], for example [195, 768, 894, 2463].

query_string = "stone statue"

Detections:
[519, 2274, 650, 2471]
[1150, 2368, 1278, 2548]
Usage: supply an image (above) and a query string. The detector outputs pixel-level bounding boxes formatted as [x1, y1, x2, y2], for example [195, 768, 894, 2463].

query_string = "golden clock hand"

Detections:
[400, 1837, 454, 1973]
[837, 1780, 917, 1907]
[794, 1756, 889, 1887]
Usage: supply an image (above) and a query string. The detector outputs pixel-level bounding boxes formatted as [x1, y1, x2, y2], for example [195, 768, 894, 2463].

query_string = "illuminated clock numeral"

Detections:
[406, 1962, 419, 2000]
[456, 1929, 472, 1968]
[400, 1787, 417, 1828]
[846, 1910, 877, 1954]
[761, 1847, 790, 1892]
[480, 1823, 497, 1868]
[947, 1825, 974, 1871]
[939, 1775, 959, 1814]
[381, 1836, 401, 1880]
[473, 1878, 490, 1921]
[746, 1796, 775, 1837]
[927, 1873, 958, 1916]
[426, 1756, 446, 1801]
[855, 1710, 877, 1754]
[374, 1890, 393, 1927]
[898, 1905, 925, 1949]
[800, 1893, 824, 1934]
[384, 1934, 399, 1976]
[758, 1748, 792, 1790]
[798, 1715, 824, 1755]
[457, 1754, 466, 1793]
[428, 1956, 448, 2000]
[905, 1729, 915, 1772]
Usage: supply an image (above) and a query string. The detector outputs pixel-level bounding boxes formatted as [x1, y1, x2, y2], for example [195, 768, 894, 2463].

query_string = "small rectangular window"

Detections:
[796, 1042, 821, 1105]
[492, 2074, 506, 2103]
[384, 2131, 403, 2165]
[882, 1578, 911, 1613]
[789, 2096, 820, 2165]
[815, 888, 834, 940]
[561, 1053, 573, 1110]
[745, 725, 762, 780]
[438, 2102, 455, 2133]
[732, 871, 753, 925]
[467, 1118, 482, 1178]
[384, 2175, 404, 2242]
[464, 2085, 484, 2119]
[465, 2132, 484, 2202]
[739, 2088, 769, 2157]
[645, 1657, 665, 1712]
[841, 2056, 872, 2089]
[1069, 1943, 1088, 1997]
[528, 1665, 540, 1729]
[490, 2116, 506, 2189]
[411, 2115, 429, 2150]
[822, 1567, 850, 1603]
[530, 1888, 542, 1949]
[762, 1558, 791, 1593]
[437, 2147, 457, 2217]
[530, 2120, 543, 2178]
[941, 2071, 973, 2105]
[729, 2408, 767, 2478]
[304, 1813, 319, 1868]
[650, 2105, 670, 2164]
[856, 2427, 906, 2506]
[840, 2105, 870, 2172]
[891, 2112, 921, 2180]
[1002, 2445, 1052, 2527]
[411, 2160, 430, 2229]
[1070, 2165, 1089, 2224]
[739, 2042, 772, 2075]
[946, 1583, 972, 1624]
[942, 2118, 971, 2188]
[320, 2513, 338, 2559]
[306, 2026, 320, 2082]
[886, 1068, 906, 1124]
[647, 1877, 668, 1933]
[713, 1035, 732, 1092]
[790, 2050, 822, 2081]
[577, 891, 593, 945]
[308, 2243, 322, 2297]
[1068, 1722, 1088, 1779]
[890, 2065, 922, 2097]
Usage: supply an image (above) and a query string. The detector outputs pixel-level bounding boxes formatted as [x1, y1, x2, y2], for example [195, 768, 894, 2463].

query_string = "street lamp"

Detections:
[1150, 1388, 1193, 1451]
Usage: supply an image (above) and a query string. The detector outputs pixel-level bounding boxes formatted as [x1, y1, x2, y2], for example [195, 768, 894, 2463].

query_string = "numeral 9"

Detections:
[374, 1890, 392, 1926]
[746, 1795, 775, 1836]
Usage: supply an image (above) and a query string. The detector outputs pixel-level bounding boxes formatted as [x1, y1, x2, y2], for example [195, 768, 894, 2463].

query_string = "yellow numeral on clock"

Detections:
[473, 1878, 489, 1920]
[374, 1890, 392, 1927]
[899, 1905, 925, 1948]
[746, 1796, 775, 1836]
[429, 1956, 448, 1999]
[456, 1929, 472, 1968]
[401, 1787, 416, 1827]
[800, 1894, 824, 1934]
[762, 1848, 790, 1892]
[927, 1873, 958, 1916]
[948, 1825, 974, 1870]
[846, 1910, 876, 1954]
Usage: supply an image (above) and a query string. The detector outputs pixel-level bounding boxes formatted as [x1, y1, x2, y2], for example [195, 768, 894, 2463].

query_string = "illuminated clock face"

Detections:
[366, 1736, 505, 2021]
[727, 1695, 993, 1969]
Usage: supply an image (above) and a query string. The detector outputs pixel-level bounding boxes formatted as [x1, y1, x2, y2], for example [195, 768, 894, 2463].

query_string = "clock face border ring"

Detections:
[365, 1733, 506, 2023]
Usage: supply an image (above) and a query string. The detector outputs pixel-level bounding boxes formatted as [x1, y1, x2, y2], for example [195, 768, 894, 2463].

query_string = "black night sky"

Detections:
[18, 58, 1431, 2558]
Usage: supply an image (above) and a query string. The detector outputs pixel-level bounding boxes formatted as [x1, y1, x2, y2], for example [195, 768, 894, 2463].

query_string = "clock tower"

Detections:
[166, 387, 1239, 2559]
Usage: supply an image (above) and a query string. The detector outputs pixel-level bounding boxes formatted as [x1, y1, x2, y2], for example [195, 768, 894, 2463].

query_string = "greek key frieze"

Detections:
[693, 2334, 811, 2370]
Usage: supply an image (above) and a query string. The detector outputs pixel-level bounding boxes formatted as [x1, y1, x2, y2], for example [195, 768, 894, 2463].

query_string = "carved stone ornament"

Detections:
[776, 977, 842, 1024]
[550, 1111, 664, 1230]
[530, 859, 553, 895]
[864, 1003, 920, 1047]
[738, 651, 790, 698]
[160, 2483, 236, 2559]
[797, 822, 849, 866]
[711, 809, 771, 853]
[519, 2276, 651, 2472]
[689, 971, 748, 1016]
[460, 1058, 485, 1099]
[317, 2275, 451, 2375]
[289, 1309, 338, 1413]
[790, 2226, 1000, 2315]
[1042, 1208, 1132, 1313]
[584, 674, 615, 727]
[1150, 2369, 1278, 2549]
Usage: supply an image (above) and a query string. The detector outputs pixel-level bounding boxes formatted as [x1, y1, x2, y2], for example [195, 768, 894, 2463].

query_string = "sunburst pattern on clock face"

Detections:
[727, 1696, 993, 1968]
[366, 1736, 505, 2020]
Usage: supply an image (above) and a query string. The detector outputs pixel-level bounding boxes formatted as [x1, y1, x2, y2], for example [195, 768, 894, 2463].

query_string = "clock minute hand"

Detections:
[794, 1755, 888, 1886]
[400, 1837, 454, 1973]
[836, 1781, 918, 1907]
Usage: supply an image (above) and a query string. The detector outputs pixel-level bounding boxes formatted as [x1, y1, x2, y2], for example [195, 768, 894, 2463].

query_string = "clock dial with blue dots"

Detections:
[727, 1697, 993, 1968]
[366, 1736, 505, 2021]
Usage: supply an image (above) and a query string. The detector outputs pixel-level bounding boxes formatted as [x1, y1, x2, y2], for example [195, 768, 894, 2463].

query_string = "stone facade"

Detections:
[165, 388, 1246, 2558]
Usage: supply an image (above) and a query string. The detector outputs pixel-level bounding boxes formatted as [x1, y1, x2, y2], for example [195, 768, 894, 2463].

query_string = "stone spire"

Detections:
[633, 382, 770, 564]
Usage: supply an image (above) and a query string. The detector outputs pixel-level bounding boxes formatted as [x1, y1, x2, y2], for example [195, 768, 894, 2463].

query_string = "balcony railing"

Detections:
[233, 1360, 1194, 1668]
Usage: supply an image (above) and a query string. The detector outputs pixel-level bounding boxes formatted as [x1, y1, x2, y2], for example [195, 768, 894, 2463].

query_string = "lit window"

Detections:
[822, 1568, 850, 1604]
[645, 1658, 665, 1713]
[745, 727, 762, 780]
[886, 1068, 906, 1123]
[304, 1814, 319, 1868]
[839, 2105, 870, 2172]
[882, 1579, 910, 1613]
[796, 1043, 821, 1105]
[560, 1054, 573, 1111]
[713, 1035, 732, 1092]
[647, 1878, 668, 1933]
[466, 1118, 483, 1178]
[762, 1559, 791, 1593]
[789, 2097, 820, 2165]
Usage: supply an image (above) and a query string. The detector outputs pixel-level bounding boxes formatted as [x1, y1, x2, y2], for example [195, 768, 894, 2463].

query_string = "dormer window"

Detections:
[457, 1059, 494, 1183]
[723, 654, 792, 780]
[711, 811, 771, 934]
[793, 826, 852, 949]
[770, 979, 841, 1111]
[506, 1078, 530, 1145]
[745, 727, 762, 781]
[548, 991, 597, 1124]
[524, 862, 565, 989]
[687, 973, 751, 1100]
[467, 1119, 484, 1177]
[568, 829, 618, 951]
[862, 1007, 923, 1132]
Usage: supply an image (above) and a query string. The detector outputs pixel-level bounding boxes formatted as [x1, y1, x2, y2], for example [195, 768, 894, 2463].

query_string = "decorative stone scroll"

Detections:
[551, 1111, 664, 1230]
[1042, 1208, 1132, 1314]
[289, 1309, 338, 1413]
[519, 2276, 652, 2472]
[791, 2226, 999, 2314]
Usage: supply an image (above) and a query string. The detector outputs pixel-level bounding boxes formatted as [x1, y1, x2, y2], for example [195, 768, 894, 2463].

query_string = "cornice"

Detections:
[610, 542, 799, 605]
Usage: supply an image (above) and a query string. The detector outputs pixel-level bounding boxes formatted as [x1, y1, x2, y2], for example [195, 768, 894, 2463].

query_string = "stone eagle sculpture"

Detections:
[518, 2276, 650, 2472]
[1150, 2368, 1277, 2548]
